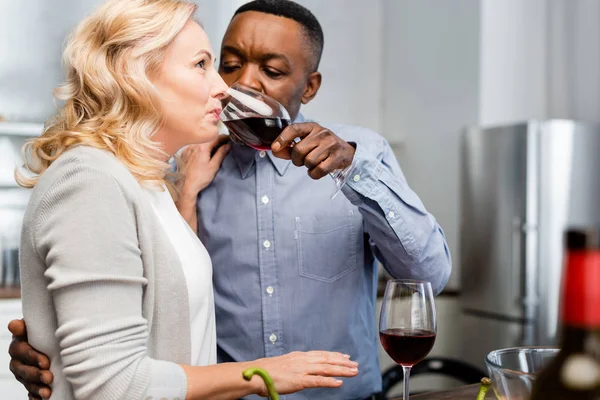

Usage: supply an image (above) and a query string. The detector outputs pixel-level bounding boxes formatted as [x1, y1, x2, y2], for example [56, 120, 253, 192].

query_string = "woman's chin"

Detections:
[193, 127, 219, 144]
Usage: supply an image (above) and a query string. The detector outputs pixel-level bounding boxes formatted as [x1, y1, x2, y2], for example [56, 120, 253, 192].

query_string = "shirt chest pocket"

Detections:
[294, 210, 358, 283]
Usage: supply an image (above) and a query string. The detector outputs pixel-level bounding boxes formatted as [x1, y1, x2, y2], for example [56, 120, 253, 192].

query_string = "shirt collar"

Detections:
[231, 112, 306, 179]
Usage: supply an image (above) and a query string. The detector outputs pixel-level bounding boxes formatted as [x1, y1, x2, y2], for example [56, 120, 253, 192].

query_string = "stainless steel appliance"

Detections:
[459, 120, 600, 369]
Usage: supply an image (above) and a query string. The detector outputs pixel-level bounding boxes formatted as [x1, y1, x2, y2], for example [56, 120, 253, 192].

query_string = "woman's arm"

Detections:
[8, 319, 359, 400]
[32, 165, 187, 400]
[181, 351, 358, 400]
[30, 163, 358, 400]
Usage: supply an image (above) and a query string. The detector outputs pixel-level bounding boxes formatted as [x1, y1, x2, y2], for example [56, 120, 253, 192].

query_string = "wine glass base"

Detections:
[329, 159, 357, 200]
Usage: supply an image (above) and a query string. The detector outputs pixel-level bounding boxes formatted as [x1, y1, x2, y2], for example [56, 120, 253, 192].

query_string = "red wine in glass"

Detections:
[220, 83, 291, 151]
[379, 328, 436, 366]
[223, 116, 291, 151]
[379, 280, 436, 400]
[220, 83, 357, 199]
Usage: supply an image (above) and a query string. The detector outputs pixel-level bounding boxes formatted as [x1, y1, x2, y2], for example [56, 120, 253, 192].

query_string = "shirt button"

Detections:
[353, 174, 361, 182]
[263, 240, 271, 249]
[269, 333, 277, 343]
[266, 286, 274, 295]
[388, 211, 395, 219]
[259, 151, 267, 158]
[261, 195, 269, 204]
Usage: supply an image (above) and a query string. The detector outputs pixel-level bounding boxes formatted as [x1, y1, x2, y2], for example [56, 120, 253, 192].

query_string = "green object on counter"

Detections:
[476, 377, 492, 400]
[242, 367, 280, 400]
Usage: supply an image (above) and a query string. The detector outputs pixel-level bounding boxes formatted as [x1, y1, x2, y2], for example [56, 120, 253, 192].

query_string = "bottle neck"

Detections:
[558, 325, 600, 352]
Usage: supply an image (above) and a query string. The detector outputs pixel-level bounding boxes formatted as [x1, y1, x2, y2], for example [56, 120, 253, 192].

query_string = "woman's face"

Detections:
[152, 20, 228, 155]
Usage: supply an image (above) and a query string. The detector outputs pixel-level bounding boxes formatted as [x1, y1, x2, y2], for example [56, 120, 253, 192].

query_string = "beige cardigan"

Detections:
[20, 146, 192, 399]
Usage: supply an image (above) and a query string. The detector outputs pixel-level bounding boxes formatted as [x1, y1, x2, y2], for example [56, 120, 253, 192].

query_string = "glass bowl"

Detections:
[485, 346, 559, 399]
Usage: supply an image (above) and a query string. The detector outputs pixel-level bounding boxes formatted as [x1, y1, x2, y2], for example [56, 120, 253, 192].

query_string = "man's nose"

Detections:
[236, 65, 263, 93]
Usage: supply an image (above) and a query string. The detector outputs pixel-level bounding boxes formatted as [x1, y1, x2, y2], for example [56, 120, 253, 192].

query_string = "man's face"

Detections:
[219, 11, 321, 121]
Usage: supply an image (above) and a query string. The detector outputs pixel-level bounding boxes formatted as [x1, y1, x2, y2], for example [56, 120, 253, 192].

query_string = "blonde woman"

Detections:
[16, 0, 358, 399]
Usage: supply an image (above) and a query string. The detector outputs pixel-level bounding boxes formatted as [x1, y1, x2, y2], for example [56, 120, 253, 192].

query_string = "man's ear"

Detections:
[301, 71, 322, 105]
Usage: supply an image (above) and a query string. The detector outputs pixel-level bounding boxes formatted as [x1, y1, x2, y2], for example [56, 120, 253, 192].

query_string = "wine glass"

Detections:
[220, 83, 357, 199]
[379, 279, 437, 400]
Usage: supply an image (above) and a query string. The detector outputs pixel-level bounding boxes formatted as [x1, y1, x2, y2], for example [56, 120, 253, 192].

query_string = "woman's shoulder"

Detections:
[52, 145, 138, 181]
[30, 145, 142, 207]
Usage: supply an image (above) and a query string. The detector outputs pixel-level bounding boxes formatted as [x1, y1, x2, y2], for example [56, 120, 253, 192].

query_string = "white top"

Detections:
[142, 186, 217, 366]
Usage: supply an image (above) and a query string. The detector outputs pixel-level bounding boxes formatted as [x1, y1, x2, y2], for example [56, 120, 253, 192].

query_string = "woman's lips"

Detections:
[210, 108, 222, 121]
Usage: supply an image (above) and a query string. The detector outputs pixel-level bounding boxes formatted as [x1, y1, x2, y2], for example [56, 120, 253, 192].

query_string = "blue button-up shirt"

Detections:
[196, 114, 451, 400]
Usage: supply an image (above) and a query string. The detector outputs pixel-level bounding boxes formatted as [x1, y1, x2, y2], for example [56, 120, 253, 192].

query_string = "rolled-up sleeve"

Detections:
[340, 131, 452, 295]
[32, 164, 187, 400]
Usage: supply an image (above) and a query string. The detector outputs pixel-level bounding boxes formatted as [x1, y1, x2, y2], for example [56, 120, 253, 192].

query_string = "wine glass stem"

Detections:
[403, 365, 412, 400]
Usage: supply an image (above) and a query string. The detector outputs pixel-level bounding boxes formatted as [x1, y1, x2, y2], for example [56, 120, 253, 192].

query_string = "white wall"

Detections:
[548, 0, 600, 123]
[0, 0, 107, 122]
[298, 0, 384, 132]
[479, 0, 548, 125]
[479, 0, 600, 126]
[381, 0, 481, 290]
[196, 0, 385, 132]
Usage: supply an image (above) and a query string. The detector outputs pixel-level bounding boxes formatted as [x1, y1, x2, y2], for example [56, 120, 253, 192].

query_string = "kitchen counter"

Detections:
[0, 287, 20, 299]
[404, 384, 493, 399]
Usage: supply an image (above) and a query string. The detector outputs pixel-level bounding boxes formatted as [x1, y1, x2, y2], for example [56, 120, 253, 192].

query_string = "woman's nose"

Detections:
[212, 73, 229, 100]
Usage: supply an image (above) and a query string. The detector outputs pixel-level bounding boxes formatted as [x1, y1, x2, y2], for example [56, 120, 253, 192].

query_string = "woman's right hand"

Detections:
[249, 351, 359, 396]
[175, 134, 230, 232]
[179, 134, 230, 199]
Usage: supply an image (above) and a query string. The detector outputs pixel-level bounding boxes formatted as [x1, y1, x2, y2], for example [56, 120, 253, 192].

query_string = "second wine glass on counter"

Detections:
[219, 83, 357, 198]
[379, 279, 437, 400]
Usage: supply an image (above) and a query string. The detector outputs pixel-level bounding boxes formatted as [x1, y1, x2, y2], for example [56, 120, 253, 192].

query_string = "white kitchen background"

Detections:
[1, 0, 600, 398]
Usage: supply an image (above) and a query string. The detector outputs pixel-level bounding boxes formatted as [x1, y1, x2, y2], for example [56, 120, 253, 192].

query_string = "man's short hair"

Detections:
[233, 0, 324, 71]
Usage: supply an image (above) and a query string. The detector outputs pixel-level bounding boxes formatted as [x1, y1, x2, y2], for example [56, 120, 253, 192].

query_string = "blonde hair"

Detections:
[16, 0, 197, 189]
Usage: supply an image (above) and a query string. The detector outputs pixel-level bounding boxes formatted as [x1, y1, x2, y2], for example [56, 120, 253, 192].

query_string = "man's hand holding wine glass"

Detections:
[271, 122, 356, 180]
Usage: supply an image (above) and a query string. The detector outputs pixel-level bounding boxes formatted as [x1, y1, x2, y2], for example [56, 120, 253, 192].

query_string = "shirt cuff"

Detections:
[340, 141, 384, 203]
[140, 360, 188, 400]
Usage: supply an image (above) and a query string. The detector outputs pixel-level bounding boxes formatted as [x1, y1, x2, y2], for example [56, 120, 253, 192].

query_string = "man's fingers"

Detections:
[272, 123, 313, 152]
[307, 156, 336, 180]
[8, 340, 48, 369]
[37, 354, 51, 370]
[271, 146, 292, 160]
[301, 143, 330, 170]
[12, 359, 53, 384]
[24, 381, 51, 399]
[8, 319, 26, 337]
[288, 136, 318, 167]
